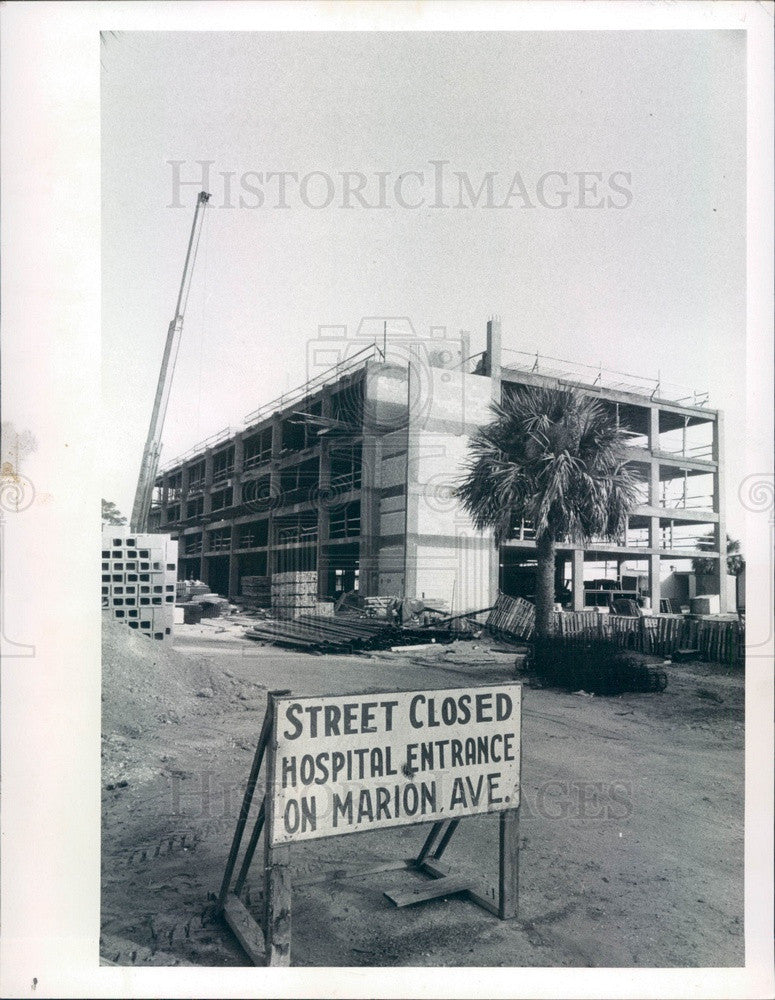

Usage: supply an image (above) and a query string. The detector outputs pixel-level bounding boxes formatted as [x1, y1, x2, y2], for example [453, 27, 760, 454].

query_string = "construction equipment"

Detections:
[130, 191, 211, 532]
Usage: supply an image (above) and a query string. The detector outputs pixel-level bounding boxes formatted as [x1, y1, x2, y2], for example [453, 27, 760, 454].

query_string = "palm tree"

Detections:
[456, 385, 642, 639]
[692, 532, 745, 577]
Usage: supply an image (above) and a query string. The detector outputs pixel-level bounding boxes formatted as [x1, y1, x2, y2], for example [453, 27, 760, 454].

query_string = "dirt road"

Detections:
[101, 622, 743, 968]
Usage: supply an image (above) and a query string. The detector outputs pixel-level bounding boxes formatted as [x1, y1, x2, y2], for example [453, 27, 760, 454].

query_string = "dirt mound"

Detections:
[102, 615, 233, 737]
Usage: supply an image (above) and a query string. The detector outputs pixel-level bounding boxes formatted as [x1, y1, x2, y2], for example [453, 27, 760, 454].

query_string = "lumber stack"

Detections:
[243, 613, 456, 654]
[240, 575, 271, 607]
[271, 570, 318, 620]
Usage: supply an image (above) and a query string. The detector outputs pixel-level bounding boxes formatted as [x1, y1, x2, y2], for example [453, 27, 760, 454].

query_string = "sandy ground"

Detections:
[101, 619, 744, 968]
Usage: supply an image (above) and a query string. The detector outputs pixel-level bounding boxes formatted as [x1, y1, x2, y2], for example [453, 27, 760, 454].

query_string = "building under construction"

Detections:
[149, 319, 728, 613]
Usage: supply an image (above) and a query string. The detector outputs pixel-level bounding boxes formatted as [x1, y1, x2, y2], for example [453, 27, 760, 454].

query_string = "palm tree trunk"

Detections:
[535, 532, 556, 639]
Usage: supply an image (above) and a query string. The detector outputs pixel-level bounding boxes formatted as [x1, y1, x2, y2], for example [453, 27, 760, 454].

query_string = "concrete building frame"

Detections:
[150, 320, 727, 613]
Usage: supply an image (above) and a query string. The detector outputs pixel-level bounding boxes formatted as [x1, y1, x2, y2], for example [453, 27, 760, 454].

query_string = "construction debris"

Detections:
[244, 612, 459, 654]
[183, 604, 203, 625]
[271, 570, 323, 620]
[360, 595, 395, 618]
[176, 579, 210, 602]
[240, 575, 271, 607]
[486, 594, 536, 640]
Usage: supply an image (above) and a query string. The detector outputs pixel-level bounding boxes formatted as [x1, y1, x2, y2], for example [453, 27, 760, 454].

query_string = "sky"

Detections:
[101, 29, 746, 538]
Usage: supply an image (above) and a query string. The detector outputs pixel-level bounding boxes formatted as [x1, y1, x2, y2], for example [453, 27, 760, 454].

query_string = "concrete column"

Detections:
[648, 437, 662, 612]
[648, 551, 661, 612]
[488, 536, 501, 604]
[314, 386, 333, 598]
[159, 474, 169, 528]
[198, 449, 215, 585]
[228, 534, 239, 598]
[571, 548, 585, 611]
[180, 463, 190, 516]
[203, 449, 214, 516]
[228, 439, 241, 596]
[359, 432, 380, 597]
[232, 434, 245, 506]
[317, 439, 331, 599]
[487, 319, 503, 602]
[359, 372, 383, 597]
[647, 407, 662, 611]
[649, 458, 660, 508]
[648, 405, 660, 452]
[404, 364, 419, 600]
[484, 316, 502, 380]
[712, 410, 728, 611]
[268, 416, 281, 578]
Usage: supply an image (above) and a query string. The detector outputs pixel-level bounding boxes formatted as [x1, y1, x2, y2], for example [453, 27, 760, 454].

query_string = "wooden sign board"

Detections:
[268, 684, 521, 845]
[219, 683, 522, 966]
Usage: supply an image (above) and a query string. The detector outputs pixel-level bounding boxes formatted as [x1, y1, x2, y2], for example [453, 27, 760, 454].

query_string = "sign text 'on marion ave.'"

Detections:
[269, 684, 521, 845]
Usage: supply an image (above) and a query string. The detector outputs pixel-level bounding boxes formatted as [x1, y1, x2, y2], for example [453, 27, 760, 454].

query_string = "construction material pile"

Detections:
[359, 595, 394, 618]
[197, 593, 230, 618]
[244, 612, 457, 654]
[240, 574, 271, 607]
[102, 614, 231, 736]
[487, 593, 536, 639]
[176, 580, 230, 619]
[271, 571, 333, 620]
[176, 579, 210, 601]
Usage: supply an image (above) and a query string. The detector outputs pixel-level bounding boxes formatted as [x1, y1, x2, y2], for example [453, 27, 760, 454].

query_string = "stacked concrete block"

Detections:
[102, 530, 178, 641]
[240, 575, 271, 607]
[271, 571, 318, 620]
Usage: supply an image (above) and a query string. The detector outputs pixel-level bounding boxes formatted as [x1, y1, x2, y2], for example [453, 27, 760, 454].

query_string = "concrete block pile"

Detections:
[102, 531, 178, 641]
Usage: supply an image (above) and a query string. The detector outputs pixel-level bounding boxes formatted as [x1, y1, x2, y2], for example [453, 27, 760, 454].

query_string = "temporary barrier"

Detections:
[486, 593, 744, 667]
[218, 683, 522, 965]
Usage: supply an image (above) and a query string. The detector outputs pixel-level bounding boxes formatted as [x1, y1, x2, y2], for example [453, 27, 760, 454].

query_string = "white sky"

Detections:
[101, 30, 746, 537]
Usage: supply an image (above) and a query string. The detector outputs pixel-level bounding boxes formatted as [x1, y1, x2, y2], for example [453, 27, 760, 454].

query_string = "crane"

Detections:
[130, 191, 211, 532]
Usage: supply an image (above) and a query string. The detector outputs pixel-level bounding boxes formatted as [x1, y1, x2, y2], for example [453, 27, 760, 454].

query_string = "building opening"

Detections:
[325, 541, 359, 598]
[206, 555, 229, 597]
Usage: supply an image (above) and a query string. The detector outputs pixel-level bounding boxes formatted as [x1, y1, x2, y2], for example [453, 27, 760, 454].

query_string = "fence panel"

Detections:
[486, 594, 743, 666]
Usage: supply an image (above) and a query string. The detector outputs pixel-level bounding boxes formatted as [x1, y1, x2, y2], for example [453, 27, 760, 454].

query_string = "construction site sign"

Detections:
[268, 684, 521, 845]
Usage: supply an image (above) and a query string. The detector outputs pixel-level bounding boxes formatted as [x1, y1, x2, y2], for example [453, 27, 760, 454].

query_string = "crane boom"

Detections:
[130, 191, 211, 532]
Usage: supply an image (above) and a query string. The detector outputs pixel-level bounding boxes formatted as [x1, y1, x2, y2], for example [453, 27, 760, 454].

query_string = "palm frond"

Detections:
[455, 385, 643, 546]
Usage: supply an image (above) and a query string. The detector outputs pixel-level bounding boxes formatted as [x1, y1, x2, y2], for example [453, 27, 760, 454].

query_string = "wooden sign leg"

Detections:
[217, 689, 289, 910]
[415, 820, 445, 864]
[263, 842, 291, 965]
[233, 796, 266, 897]
[433, 818, 460, 860]
[262, 692, 291, 966]
[498, 806, 519, 919]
